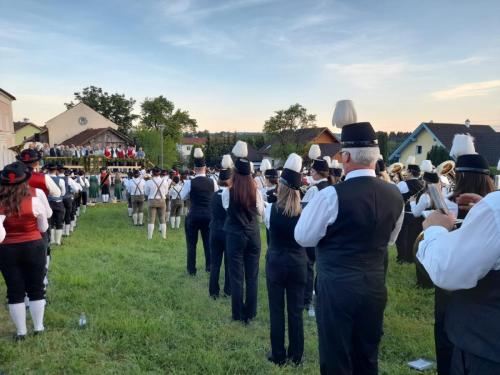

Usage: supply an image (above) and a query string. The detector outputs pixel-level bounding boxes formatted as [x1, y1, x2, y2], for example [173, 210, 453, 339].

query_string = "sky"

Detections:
[1, 0, 500, 133]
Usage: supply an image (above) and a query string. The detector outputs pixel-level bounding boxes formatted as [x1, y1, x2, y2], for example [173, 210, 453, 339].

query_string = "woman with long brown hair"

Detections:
[264, 153, 306, 366]
[222, 141, 264, 323]
[0, 162, 49, 340]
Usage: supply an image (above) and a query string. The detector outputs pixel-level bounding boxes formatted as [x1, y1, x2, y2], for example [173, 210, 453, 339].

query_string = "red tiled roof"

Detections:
[60, 127, 132, 146]
[182, 137, 207, 145]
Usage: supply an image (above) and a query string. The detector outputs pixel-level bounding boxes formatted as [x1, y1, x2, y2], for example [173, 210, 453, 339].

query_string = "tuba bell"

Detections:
[437, 160, 455, 180]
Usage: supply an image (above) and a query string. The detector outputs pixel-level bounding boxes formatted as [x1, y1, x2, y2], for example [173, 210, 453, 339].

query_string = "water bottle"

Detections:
[78, 313, 87, 328]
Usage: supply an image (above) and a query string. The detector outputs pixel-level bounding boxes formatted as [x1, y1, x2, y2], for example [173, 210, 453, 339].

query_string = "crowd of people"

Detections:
[28, 142, 146, 160]
[1, 99, 499, 375]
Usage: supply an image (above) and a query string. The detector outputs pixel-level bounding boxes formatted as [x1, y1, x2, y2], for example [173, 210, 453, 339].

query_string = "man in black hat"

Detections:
[395, 156, 425, 264]
[180, 148, 218, 275]
[295, 100, 404, 375]
[47, 163, 66, 245]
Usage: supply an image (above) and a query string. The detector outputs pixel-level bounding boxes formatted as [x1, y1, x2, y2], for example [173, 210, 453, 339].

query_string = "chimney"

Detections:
[465, 119, 471, 128]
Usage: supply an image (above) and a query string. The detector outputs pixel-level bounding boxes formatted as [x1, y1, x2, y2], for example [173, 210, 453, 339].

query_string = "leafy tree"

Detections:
[65, 86, 138, 135]
[132, 126, 178, 169]
[427, 145, 450, 166]
[141, 96, 197, 141]
[263, 103, 316, 161]
[376, 131, 389, 160]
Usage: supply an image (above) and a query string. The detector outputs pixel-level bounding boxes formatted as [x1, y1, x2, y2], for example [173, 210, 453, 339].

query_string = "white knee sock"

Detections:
[29, 299, 46, 332]
[70, 220, 75, 232]
[9, 303, 27, 335]
[132, 213, 138, 225]
[147, 224, 154, 240]
[82, 205, 86, 214]
[175, 216, 181, 229]
[55, 229, 63, 245]
[76, 207, 80, 217]
[160, 223, 167, 239]
[170, 217, 175, 229]
[46, 255, 50, 270]
[128, 207, 133, 217]
[50, 229, 56, 244]
[139, 213, 144, 225]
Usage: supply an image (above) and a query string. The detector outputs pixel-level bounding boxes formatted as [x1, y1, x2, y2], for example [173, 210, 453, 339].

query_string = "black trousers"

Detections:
[63, 197, 73, 225]
[0, 239, 47, 304]
[209, 229, 231, 297]
[266, 258, 307, 363]
[81, 190, 88, 206]
[395, 213, 423, 263]
[185, 214, 211, 275]
[71, 197, 77, 220]
[226, 230, 261, 322]
[450, 347, 500, 375]
[435, 287, 453, 375]
[75, 192, 81, 209]
[49, 201, 65, 229]
[316, 273, 387, 375]
[304, 247, 315, 307]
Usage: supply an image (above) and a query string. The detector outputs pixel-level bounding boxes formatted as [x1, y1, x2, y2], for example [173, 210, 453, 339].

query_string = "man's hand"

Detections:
[456, 193, 483, 213]
[423, 211, 456, 231]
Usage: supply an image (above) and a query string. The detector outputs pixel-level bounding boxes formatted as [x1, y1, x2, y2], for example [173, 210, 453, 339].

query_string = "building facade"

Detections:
[0, 88, 17, 168]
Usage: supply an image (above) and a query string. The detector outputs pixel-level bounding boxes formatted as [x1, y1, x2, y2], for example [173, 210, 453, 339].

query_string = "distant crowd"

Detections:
[28, 143, 146, 160]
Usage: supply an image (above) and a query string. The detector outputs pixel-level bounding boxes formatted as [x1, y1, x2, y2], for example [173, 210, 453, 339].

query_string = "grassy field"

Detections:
[0, 203, 437, 374]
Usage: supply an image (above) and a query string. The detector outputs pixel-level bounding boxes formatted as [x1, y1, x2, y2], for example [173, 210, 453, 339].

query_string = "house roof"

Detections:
[247, 143, 263, 162]
[259, 127, 339, 155]
[0, 88, 16, 101]
[60, 127, 132, 146]
[182, 137, 207, 145]
[389, 122, 500, 165]
[13, 121, 42, 132]
[44, 102, 118, 129]
[319, 143, 342, 157]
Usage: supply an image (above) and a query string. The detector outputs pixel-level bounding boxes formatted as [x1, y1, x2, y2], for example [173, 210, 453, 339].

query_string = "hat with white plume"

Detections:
[308, 144, 328, 173]
[232, 141, 251, 175]
[332, 99, 378, 148]
[219, 154, 233, 181]
[451, 134, 489, 174]
[193, 148, 206, 168]
[405, 155, 420, 173]
[280, 153, 303, 190]
[420, 160, 433, 173]
[260, 159, 271, 173]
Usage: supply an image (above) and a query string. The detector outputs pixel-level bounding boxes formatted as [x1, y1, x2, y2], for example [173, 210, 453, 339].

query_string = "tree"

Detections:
[132, 126, 178, 169]
[141, 96, 197, 142]
[263, 103, 316, 161]
[65, 86, 138, 135]
[376, 131, 389, 161]
[427, 145, 450, 166]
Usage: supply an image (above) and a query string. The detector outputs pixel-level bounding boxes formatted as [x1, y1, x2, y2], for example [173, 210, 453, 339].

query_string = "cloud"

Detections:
[431, 80, 500, 100]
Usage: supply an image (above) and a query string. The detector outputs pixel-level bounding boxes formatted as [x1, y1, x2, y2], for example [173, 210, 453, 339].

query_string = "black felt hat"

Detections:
[234, 158, 251, 175]
[193, 148, 206, 168]
[423, 172, 439, 183]
[17, 149, 42, 164]
[280, 153, 303, 190]
[340, 122, 378, 148]
[47, 163, 58, 171]
[219, 168, 232, 181]
[152, 166, 161, 176]
[456, 154, 490, 174]
[264, 168, 279, 179]
[311, 159, 329, 173]
[0, 162, 31, 185]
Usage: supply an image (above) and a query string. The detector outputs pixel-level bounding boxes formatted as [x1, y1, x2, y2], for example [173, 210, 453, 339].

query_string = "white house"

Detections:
[45, 102, 118, 146]
[177, 137, 207, 162]
[0, 88, 17, 168]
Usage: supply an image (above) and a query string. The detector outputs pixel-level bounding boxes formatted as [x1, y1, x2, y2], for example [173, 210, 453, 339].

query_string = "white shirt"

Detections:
[44, 175, 62, 197]
[49, 174, 66, 196]
[221, 186, 265, 217]
[68, 177, 82, 193]
[32, 195, 49, 233]
[264, 202, 273, 229]
[77, 176, 90, 189]
[34, 188, 52, 219]
[169, 184, 183, 200]
[410, 193, 459, 218]
[180, 174, 218, 200]
[0, 215, 5, 242]
[294, 169, 405, 247]
[128, 177, 145, 196]
[144, 176, 169, 200]
[417, 191, 500, 291]
[301, 178, 328, 203]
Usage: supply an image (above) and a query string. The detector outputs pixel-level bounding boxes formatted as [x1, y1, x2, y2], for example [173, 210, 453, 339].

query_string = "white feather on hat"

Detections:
[284, 153, 302, 173]
[232, 141, 248, 158]
[332, 99, 357, 129]
[308, 144, 321, 160]
[260, 159, 272, 173]
[331, 159, 340, 168]
[221, 154, 233, 169]
[323, 156, 332, 167]
[193, 148, 204, 158]
[450, 134, 476, 158]
[421, 159, 433, 173]
[406, 155, 416, 166]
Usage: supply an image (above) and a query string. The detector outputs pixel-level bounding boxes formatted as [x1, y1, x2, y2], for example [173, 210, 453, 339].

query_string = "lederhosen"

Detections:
[208, 189, 231, 297]
[61, 176, 74, 225]
[395, 178, 425, 263]
[224, 190, 261, 322]
[170, 185, 183, 217]
[49, 176, 65, 230]
[266, 203, 307, 364]
[131, 179, 145, 214]
[148, 178, 166, 224]
[304, 180, 330, 308]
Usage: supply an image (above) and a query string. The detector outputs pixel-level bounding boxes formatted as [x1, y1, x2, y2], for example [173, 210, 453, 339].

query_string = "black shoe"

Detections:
[33, 330, 44, 337]
[13, 334, 25, 342]
[267, 351, 286, 366]
[210, 294, 219, 300]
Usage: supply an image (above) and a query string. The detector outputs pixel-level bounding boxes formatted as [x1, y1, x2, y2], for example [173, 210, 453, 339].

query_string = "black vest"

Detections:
[402, 179, 425, 211]
[210, 190, 226, 230]
[63, 176, 72, 198]
[446, 270, 500, 362]
[316, 180, 330, 191]
[268, 204, 305, 266]
[223, 190, 259, 234]
[266, 187, 277, 203]
[189, 176, 214, 217]
[317, 177, 403, 278]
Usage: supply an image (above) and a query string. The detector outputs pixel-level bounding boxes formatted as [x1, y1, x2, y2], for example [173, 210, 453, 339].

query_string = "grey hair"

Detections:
[343, 147, 380, 166]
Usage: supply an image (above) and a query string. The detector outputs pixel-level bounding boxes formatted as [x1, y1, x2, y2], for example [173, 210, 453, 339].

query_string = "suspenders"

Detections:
[133, 179, 142, 195]
[153, 178, 165, 199]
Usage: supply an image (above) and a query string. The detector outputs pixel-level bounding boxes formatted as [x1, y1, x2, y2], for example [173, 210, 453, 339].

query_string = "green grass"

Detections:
[0, 204, 436, 374]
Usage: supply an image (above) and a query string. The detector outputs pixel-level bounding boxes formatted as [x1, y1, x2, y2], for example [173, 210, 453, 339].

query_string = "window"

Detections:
[416, 145, 423, 154]
[186, 145, 192, 151]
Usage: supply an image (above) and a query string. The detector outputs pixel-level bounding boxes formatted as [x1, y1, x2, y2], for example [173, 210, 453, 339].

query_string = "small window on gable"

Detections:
[416, 145, 423, 154]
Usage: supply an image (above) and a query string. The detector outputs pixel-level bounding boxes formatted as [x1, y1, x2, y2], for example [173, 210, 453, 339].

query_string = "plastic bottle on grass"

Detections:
[78, 313, 87, 328]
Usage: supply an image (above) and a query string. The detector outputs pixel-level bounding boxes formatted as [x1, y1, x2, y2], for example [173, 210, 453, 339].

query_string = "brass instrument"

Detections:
[388, 162, 404, 182]
[437, 160, 456, 185]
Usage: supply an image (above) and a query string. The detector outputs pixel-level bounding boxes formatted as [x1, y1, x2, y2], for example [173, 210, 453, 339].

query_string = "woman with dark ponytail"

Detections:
[223, 141, 264, 323]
